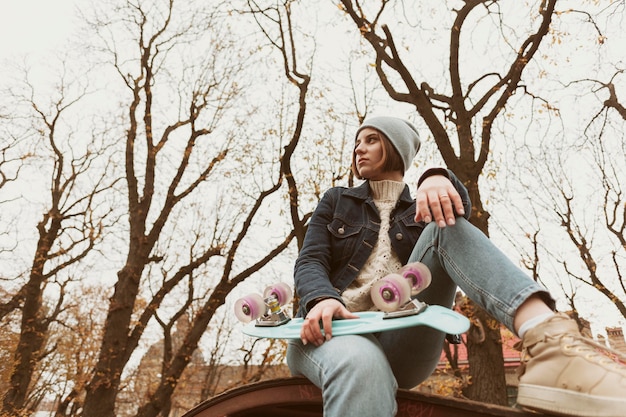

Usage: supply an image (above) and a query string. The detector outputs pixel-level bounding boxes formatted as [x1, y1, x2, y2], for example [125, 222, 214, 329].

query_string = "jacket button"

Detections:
[338, 227, 345, 234]
[395, 233, 403, 240]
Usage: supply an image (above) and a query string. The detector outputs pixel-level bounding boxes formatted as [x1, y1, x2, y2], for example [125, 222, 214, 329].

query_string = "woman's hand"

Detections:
[415, 175, 465, 227]
[301, 298, 358, 346]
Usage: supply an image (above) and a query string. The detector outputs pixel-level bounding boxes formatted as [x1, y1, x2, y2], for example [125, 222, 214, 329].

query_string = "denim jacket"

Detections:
[293, 169, 471, 317]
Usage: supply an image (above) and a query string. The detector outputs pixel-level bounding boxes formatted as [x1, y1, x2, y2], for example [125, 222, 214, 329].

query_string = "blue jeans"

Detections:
[287, 218, 553, 417]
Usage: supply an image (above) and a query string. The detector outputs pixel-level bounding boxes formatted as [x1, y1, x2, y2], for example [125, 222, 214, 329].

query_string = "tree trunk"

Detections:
[82, 264, 145, 417]
[2, 216, 61, 415]
[462, 301, 508, 405]
[2, 273, 46, 415]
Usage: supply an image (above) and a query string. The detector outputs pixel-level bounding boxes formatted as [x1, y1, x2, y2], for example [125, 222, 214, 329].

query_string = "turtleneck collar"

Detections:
[369, 180, 405, 202]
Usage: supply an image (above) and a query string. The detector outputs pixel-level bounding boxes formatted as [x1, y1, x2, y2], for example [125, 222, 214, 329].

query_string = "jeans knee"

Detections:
[288, 336, 397, 417]
[327, 336, 395, 383]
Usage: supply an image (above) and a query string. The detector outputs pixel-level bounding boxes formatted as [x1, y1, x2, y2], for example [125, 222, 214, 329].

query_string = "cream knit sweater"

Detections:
[342, 180, 405, 311]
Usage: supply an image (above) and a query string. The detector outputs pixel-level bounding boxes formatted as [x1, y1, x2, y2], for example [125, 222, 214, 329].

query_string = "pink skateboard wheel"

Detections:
[234, 293, 265, 323]
[371, 274, 411, 312]
[400, 263, 432, 294]
[263, 282, 293, 306]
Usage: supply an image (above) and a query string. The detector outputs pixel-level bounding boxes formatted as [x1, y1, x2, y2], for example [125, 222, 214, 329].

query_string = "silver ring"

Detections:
[439, 194, 449, 198]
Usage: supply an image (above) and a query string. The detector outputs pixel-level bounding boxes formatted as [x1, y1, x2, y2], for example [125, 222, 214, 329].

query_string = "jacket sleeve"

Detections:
[418, 167, 472, 220]
[293, 188, 345, 316]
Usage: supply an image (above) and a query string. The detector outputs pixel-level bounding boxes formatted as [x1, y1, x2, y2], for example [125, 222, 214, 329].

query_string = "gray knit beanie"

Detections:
[356, 116, 421, 172]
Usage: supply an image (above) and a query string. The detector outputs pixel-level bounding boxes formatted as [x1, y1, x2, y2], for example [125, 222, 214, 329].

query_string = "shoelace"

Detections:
[561, 334, 626, 376]
[517, 331, 626, 379]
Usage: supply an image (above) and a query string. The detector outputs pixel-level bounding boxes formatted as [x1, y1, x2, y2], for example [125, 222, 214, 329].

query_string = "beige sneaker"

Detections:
[516, 313, 626, 417]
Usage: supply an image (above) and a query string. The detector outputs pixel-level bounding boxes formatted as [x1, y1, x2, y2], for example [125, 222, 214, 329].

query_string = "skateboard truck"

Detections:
[254, 294, 291, 327]
[234, 282, 293, 327]
[381, 298, 428, 319]
[382, 298, 463, 344]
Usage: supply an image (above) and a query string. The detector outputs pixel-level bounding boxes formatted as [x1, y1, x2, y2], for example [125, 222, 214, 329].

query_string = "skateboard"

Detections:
[234, 262, 469, 339]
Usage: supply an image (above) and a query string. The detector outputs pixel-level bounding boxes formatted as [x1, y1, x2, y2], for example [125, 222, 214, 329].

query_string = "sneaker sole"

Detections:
[517, 384, 626, 417]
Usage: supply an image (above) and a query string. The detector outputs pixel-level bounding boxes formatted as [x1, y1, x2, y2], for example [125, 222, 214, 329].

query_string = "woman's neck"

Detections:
[367, 170, 404, 182]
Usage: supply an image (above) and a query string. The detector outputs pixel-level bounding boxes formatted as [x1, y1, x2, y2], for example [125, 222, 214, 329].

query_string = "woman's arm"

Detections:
[293, 188, 344, 316]
[294, 188, 358, 346]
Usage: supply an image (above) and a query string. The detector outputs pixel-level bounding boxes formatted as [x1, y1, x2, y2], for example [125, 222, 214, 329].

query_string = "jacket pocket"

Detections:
[397, 208, 421, 228]
[327, 218, 362, 265]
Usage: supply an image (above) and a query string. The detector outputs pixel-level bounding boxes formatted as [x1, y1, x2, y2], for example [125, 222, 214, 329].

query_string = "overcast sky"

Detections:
[0, 0, 79, 59]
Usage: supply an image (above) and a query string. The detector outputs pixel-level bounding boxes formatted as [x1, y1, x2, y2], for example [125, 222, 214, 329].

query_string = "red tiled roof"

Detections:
[438, 326, 521, 368]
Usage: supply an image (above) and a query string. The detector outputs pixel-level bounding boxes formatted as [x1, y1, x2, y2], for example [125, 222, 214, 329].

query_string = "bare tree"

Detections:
[601, 74, 626, 120]
[0, 95, 36, 320]
[500, 138, 625, 333]
[0, 138, 24, 193]
[0, 132, 29, 319]
[76, 1, 315, 416]
[549, 9, 626, 326]
[39, 285, 108, 417]
[245, 0, 315, 251]
[516, 70, 626, 325]
[0, 65, 118, 416]
[337, 0, 557, 404]
[492, 1, 626, 330]
[79, 1, 240, 414]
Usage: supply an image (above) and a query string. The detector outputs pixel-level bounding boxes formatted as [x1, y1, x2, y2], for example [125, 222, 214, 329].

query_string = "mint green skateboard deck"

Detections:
[242, 304, 469, 339]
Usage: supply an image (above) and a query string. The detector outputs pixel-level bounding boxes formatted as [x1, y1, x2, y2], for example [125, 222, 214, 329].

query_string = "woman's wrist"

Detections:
[417, 167, 450, 187]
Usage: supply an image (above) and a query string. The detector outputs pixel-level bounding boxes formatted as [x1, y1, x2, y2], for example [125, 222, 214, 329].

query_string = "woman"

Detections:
[286, 116, 626, 417]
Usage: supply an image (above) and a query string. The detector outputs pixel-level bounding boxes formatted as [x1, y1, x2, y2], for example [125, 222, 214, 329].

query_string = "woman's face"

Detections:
[354, 127, 403, 181]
